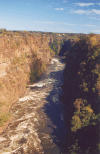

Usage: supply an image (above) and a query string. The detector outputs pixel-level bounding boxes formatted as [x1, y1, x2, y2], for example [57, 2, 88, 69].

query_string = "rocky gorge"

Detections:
[0, 31, 72, 153]
[0, 56, 67, 154]
[1, 31, 99, 154]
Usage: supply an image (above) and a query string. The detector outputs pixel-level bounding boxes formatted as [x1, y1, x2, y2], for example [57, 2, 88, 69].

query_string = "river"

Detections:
[0, 56, 67, 154]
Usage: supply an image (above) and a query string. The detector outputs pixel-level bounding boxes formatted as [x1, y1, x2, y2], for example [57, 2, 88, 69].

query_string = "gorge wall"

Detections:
[0, 30, 79, 133]
[61, 34, 100, 154]
[0, 31, 54, 133]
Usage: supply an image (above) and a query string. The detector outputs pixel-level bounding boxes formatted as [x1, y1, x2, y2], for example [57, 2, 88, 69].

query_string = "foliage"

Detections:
[12, 54, 26, 66]
[30, 58, 46, 83]
[61, 34, 100, 153]
[71, 115, 81, 132]
[0, 112, 12, 127]
[49, 38, 63, 55]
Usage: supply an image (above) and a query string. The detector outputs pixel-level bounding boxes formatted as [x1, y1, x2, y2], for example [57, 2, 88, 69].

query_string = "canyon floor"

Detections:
[0, 56, 67, 154]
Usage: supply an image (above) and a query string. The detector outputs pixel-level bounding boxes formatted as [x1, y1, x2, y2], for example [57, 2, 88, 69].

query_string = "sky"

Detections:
[0, 0, 100, 34]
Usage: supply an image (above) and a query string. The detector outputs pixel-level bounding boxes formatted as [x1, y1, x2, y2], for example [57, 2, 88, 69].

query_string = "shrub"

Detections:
[0, 112, 12, 127]
[71, 115, 81, 132]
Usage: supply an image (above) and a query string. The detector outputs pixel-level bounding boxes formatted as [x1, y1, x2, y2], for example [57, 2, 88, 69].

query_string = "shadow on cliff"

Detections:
[43, 58, 68, 153]
[59, 39, 73, 56]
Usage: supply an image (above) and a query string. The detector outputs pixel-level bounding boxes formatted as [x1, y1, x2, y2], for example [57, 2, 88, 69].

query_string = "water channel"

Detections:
[0, 56, 68, 154]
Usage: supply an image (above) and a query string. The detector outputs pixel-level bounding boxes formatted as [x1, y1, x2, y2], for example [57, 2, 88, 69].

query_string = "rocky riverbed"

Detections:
[0, 56, 67, 154]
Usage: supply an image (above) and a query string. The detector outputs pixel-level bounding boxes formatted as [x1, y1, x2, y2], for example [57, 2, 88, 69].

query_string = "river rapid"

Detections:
[0, 56, 67, 154]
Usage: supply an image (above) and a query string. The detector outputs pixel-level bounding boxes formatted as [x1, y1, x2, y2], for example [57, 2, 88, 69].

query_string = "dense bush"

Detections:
[49, 38, 64, 55]
[61, 34, 100, 153]
[30, 56, 46, 83]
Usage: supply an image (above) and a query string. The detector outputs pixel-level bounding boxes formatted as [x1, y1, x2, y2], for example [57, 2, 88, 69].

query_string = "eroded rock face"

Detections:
[0, 32, 76, 129]
[0, 57, 67, 154]
[0, 33, 55, 133]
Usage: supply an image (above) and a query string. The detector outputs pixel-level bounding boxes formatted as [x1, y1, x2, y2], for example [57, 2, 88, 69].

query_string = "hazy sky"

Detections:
[0, 0, 100, 33]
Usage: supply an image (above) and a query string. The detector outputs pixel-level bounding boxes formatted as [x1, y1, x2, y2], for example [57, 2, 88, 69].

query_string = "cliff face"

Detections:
[0, 30, 79, 133]
[0, 31, 55, 132]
